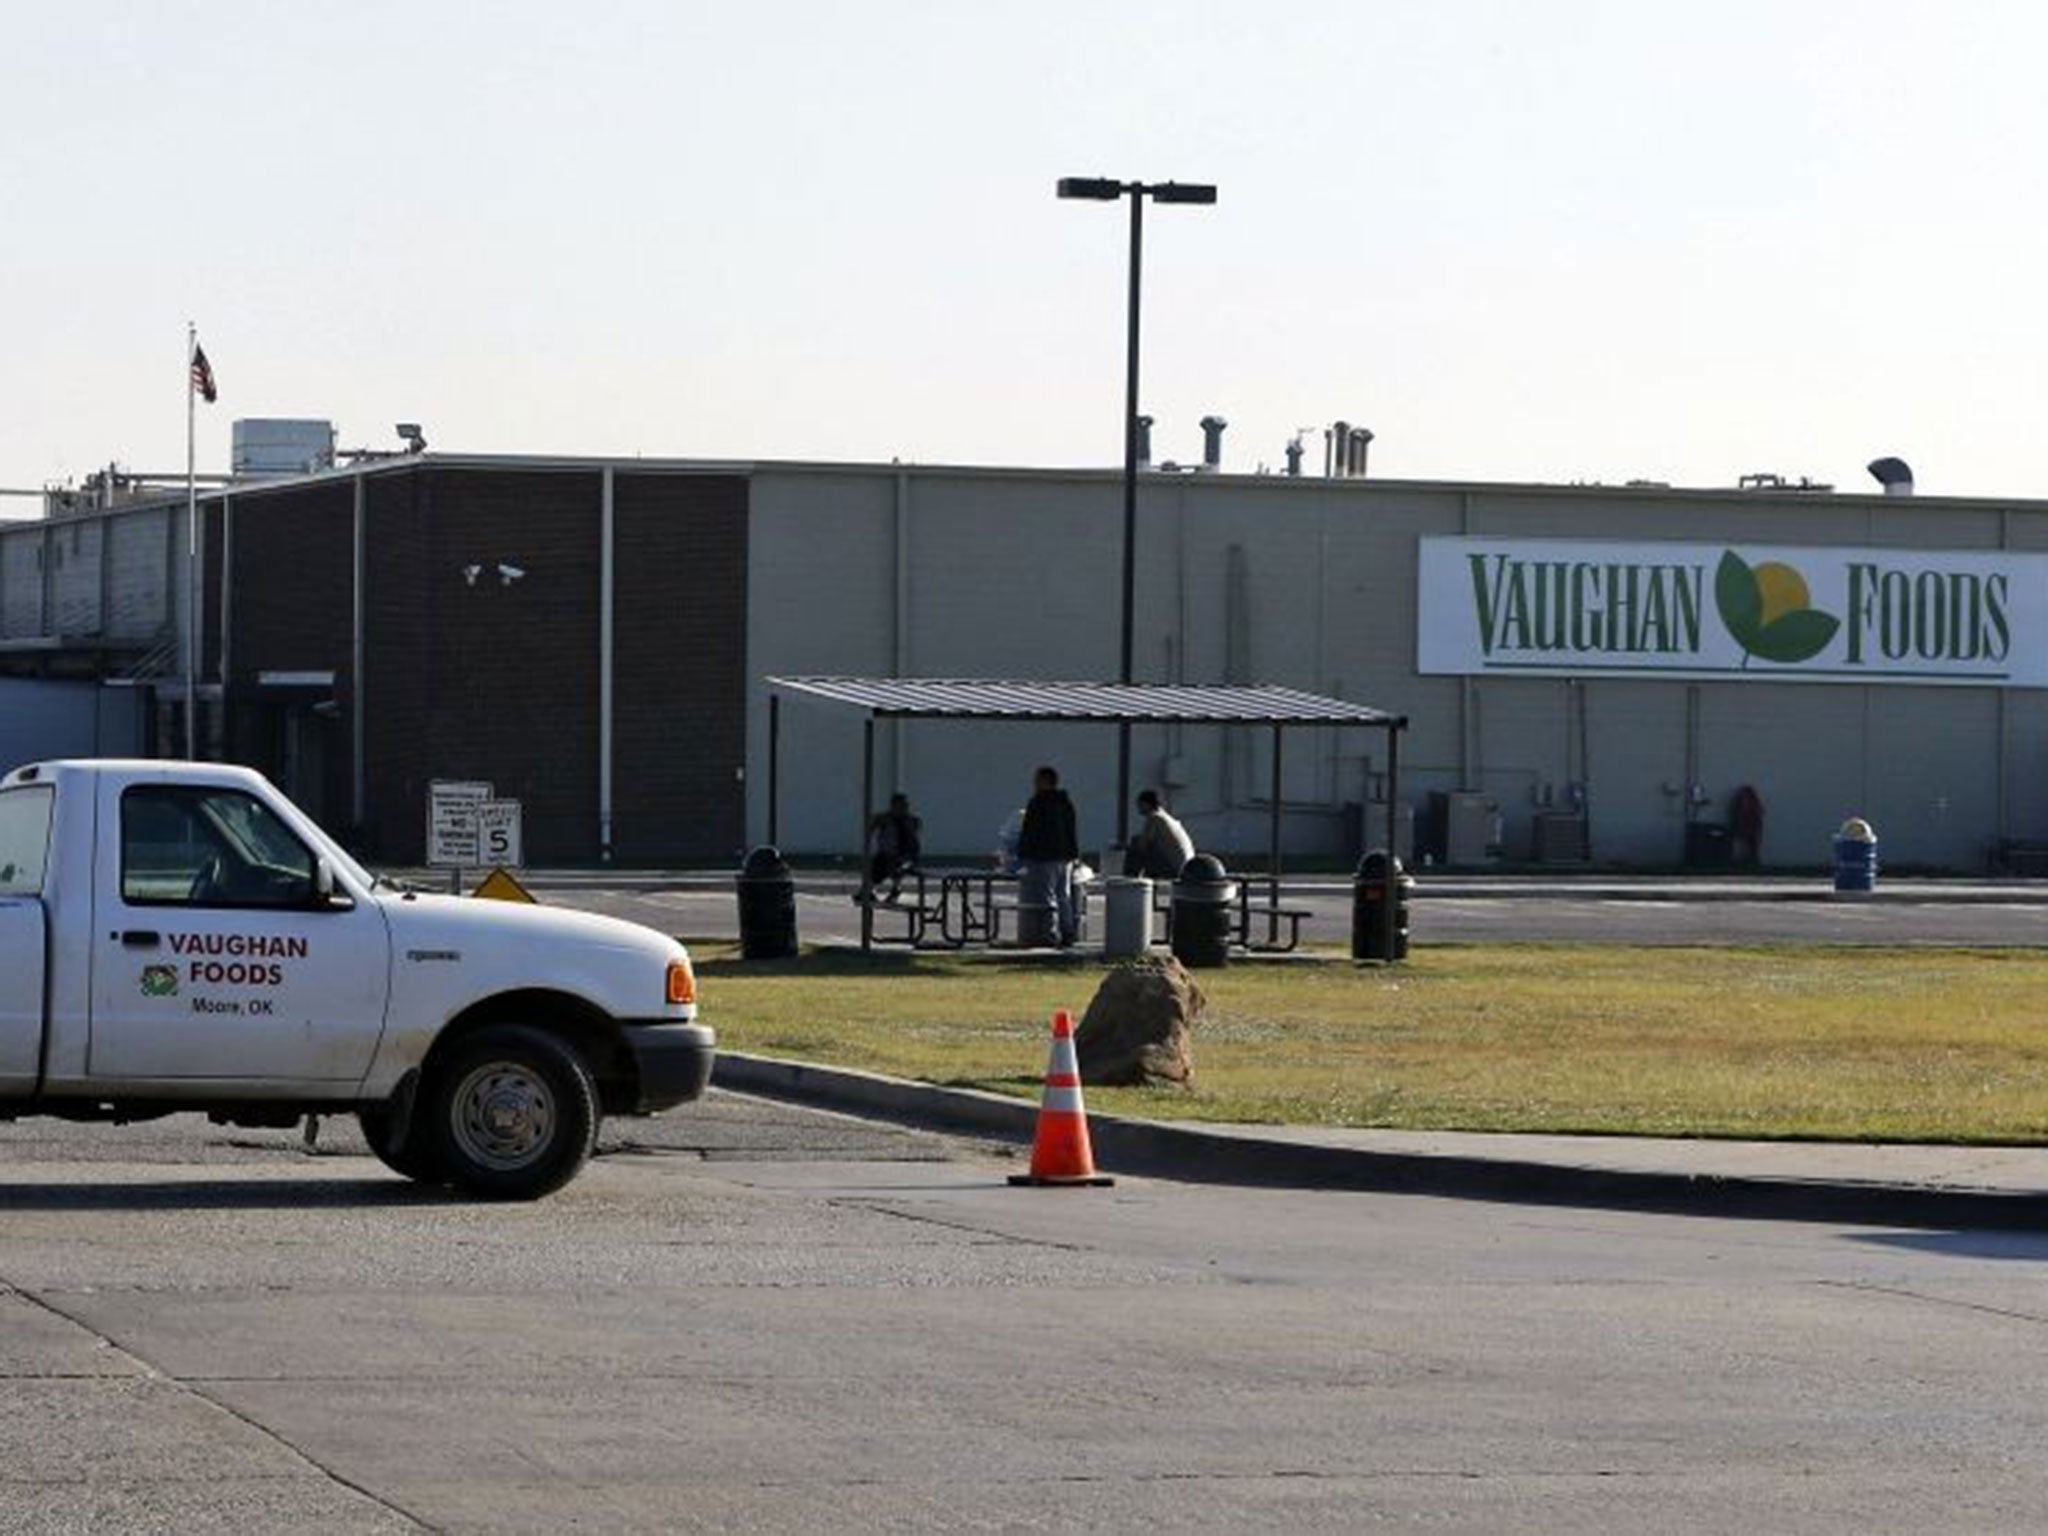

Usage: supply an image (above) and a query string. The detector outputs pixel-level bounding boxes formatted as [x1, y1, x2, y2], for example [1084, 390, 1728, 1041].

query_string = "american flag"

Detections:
[189, 344, 217, 404]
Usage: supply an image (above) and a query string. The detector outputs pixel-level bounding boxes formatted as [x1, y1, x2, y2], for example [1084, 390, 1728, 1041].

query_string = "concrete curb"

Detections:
[712, 1051, 2048, 1231]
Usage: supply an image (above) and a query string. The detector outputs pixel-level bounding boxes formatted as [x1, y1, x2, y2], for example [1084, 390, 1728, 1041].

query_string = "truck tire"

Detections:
[358, 1102, 444, 1185]
[426, 1025, 600, 1200]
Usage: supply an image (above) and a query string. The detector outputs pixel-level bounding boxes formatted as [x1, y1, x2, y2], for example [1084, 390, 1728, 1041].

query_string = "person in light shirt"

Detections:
[1122, 789, 1195, 879]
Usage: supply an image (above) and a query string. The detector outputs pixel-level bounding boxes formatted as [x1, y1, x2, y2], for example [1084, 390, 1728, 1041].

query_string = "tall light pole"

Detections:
[1056, 175, 1216, 847]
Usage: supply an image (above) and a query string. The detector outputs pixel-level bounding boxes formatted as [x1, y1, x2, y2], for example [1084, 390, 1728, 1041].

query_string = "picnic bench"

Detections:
[1148, 873, 1313, 953]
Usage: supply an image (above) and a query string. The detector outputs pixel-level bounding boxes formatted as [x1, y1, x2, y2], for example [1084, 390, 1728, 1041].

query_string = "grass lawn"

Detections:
[694, 944, 2048, 1143]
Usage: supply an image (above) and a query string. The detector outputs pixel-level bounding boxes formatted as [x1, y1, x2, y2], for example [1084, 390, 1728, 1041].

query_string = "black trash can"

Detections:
[1170, 854, 1237, 969]
[735, 845, 798, 960]
[1352, 849, 1414, 962]
[1684, 821, 1733, 869]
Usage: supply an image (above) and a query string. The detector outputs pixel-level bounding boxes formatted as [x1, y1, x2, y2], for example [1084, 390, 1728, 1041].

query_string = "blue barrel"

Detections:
[1832, 819, 1878, 893]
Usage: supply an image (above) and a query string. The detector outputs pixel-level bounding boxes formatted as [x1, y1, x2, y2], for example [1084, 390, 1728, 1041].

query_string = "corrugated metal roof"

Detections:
[768, 676, 1404, 726]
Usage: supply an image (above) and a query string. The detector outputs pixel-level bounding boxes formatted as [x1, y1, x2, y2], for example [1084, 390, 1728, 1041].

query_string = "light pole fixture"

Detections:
[1056, 174, 1217, 846]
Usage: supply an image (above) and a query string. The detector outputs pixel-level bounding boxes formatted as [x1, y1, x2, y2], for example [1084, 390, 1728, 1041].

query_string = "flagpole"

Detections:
[185, 322, 197, 760]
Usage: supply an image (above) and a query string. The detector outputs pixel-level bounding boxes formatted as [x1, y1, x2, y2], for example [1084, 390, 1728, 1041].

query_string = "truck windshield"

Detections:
[0, 785, 53, 896]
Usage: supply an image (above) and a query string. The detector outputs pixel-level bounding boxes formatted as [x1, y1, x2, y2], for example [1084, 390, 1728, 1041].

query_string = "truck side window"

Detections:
[0, 786, 54, 896]
[121, 787, 317, 909]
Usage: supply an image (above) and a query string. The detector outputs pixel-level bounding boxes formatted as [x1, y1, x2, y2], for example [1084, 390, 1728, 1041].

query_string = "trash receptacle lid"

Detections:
[741, 845, 790, 876]
[1837, 818, 1876, 842]
[1356, 848, 1405, 878]
[1176, 853, 1230, 886]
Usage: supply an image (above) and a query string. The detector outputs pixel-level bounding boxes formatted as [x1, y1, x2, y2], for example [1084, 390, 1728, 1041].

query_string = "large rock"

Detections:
[1074, 955, 1202, 1088]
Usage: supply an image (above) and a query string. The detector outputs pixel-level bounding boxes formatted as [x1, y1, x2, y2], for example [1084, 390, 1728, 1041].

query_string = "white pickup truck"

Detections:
[0, 759, 714, 1199]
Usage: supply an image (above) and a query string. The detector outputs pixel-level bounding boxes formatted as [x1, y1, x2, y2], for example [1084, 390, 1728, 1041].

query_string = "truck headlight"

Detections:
[666, 959, 697, 1007]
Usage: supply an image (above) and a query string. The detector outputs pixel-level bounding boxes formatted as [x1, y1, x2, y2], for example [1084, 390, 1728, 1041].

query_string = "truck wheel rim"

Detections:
[450, 1063, 555, 1170]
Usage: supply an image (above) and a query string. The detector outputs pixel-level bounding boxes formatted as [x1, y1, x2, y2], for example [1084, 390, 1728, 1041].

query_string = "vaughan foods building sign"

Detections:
[1416, 537, 2048, 686]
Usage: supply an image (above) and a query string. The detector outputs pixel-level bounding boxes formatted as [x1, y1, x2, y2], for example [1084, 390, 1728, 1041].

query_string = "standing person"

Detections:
[866, 792, 921, 901]
[1123, 789, 1195, 879]
[1730, 784, 1765, 868]
[1017, 765, 1080, 946]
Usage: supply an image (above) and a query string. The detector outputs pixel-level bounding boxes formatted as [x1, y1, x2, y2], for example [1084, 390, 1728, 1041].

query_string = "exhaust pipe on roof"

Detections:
[1347, 426, 1373, 477]
[1867, 456, 1914, 496]
[1200, 415, 1227, 472]
[1323, 421, 1374, 478]
[1135, 414, 1154, 468]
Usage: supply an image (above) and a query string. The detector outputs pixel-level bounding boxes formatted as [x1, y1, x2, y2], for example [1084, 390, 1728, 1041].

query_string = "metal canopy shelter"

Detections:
[765, 677, 1409, 943]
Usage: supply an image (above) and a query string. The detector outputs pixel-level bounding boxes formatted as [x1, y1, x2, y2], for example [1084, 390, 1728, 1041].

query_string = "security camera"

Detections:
[497, 563, 525, 586]
[461, 564, 482, 587]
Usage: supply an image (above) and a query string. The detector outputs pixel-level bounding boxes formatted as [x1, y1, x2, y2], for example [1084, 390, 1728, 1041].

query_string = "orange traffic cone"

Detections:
[1008, 1009, 1115, 1187]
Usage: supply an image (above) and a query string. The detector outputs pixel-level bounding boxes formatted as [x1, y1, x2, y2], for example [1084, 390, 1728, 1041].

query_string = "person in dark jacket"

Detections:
[1017, 765, 1080, 945]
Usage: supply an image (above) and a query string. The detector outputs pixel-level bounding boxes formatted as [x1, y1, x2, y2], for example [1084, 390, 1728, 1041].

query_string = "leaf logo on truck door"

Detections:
[140, 964, 179, 998]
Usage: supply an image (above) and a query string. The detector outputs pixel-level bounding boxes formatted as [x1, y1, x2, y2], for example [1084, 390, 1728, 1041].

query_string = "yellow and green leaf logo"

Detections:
[1715, 551, 1840, 665]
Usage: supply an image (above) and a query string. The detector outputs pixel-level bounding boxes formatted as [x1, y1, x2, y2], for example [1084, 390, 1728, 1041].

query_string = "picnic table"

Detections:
[854, 867, 1023, 949]
[856, 867, 1312, 953]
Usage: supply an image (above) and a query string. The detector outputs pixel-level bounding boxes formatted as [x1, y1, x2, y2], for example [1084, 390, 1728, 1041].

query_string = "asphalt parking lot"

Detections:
[9, 1093, 2048, 1533]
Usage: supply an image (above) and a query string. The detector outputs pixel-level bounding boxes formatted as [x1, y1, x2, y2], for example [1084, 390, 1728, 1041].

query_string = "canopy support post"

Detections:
[767, 691, 781, 848]
[859, 715, 876, 952]
[1269, 723, 1283, 881]
[1384, 721, 1403, 960]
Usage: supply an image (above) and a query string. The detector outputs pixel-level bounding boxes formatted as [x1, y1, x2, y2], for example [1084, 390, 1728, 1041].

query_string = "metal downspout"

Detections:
[351, 473, 366, 831]
[600, 467, 615, 862]
[218, 495, 233, 756]
[892, 468, 910, 794]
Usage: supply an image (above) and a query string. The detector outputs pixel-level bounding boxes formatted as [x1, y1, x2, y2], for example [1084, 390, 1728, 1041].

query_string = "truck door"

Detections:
[0, 783, 52, 1093]
[87, 779, 389, 1084]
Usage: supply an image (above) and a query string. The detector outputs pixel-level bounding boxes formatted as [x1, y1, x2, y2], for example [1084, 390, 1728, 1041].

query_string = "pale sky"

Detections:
[6, 0, 2048, 502]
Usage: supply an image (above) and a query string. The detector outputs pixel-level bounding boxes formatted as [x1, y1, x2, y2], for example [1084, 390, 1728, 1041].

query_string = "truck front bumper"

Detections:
[616, 1022, 717, 1114]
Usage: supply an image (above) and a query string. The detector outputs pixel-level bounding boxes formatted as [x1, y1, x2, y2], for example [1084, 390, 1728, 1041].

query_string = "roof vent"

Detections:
[1325, 422, 1373, 478]
[1738, 472, 1833, 493]
[1867, 456, 1914, 496]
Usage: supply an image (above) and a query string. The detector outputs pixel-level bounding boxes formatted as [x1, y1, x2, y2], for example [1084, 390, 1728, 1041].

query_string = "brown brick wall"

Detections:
[611, 473, 749, 862]
[225, 481, 353, 684]
[222, 481, 354, 831]
[364, 468, 602, 864]
[218, 463, 750, 866]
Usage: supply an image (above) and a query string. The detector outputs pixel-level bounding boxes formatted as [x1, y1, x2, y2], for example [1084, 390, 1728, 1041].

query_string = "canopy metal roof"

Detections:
[768, 676, 1406, 727]
[764, 675, 1409, 949]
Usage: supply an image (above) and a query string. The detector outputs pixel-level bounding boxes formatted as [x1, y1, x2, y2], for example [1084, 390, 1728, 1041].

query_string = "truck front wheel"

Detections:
[427, 1025, 600, 1200]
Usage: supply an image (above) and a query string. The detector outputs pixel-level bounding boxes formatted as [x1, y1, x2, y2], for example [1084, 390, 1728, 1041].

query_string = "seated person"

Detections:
[1122, 789, 1195, 879]
[866, 792, 922, 900]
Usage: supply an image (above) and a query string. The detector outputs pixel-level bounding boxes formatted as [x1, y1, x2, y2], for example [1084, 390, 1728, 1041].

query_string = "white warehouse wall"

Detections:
[746, 465, 2048, 870]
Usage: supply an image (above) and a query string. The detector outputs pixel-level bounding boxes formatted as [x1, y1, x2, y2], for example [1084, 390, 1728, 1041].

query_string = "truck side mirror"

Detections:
[313, 859, 352, 910]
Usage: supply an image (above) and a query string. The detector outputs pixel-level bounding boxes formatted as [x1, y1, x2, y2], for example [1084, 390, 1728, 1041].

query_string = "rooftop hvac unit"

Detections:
[1533, 811, 1590, 865]
[232, 419, 336, 479]
[1431, 791, 1503, 865]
